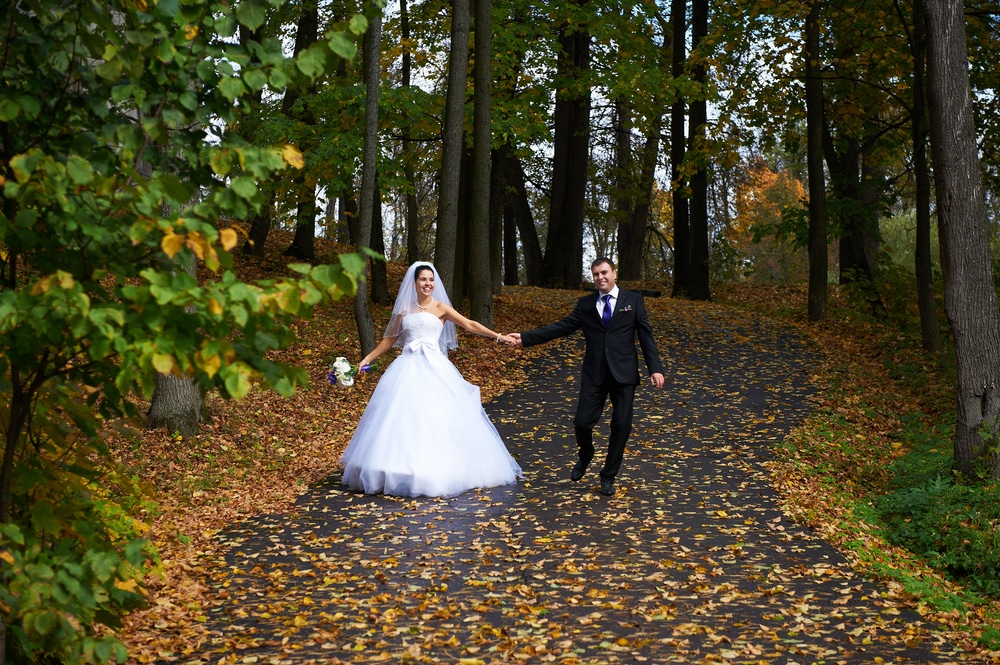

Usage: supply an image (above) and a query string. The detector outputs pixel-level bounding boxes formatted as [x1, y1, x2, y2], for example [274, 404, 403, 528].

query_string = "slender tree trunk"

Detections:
[613, 97, 634, 275]
[281, 3, 319, 260]
[910, 0, 942, 351]
[503, 170, 519, 286]
[618, 106, 662, 281]
[434, 0, 470, 295]
[469, 0, 493, 325]
[400, 0, 420, 265]
[0, 372, 33, 662]
[342, 191, 358, 244]
[926, 0, 1000, 479]
[544, 0, 591, 289]
[370, 183, 390, 304]
[490, 148, 505, 294]
[670, 0, 690, 297]
[805, 0, 828, 321]
[822, 131, 881, 300]
[242, 202, 271, 258]
[454, 148, 474, 299]
[283, 194, 316, 259]
[503, 150, 544, 285]
[355, 8, 382, 355]
[688, 0, 711, 300]
[238, 22, 270, 259]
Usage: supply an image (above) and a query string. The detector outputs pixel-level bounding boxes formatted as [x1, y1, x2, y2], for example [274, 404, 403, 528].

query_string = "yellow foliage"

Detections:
[282, 144, 305, 169]
[219, 227, 239, 251]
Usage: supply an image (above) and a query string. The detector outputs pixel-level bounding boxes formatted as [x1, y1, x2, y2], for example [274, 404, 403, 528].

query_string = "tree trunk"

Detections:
[370, 183, 390, 304]
[821, 127, 882, 303]
[544, 0, 591, 289]
[805, 0, 828, 321]
[354, 8, 382, 356]
[688, 0, 711, 301]
[670, 0, 690, 297]
[238, 22, 269, 259]
[503, 169, 519, 286]
[342, 190, 358, 244]
[434, 0, 470, 296]
[618, 107, 662, 282]
[453, 148, 474, 300]
[280, 4, 319, 261]
[926, 0, 1000, 479]
[146, 371, 202, 438]
[469, 0, 493, 325]
[400, 0, 420, 265]
[910, 0, 942, 352]
[147, 253, 202, 437]
[503, 149, 544, 285]
[490, 148, 505, 294]
[1, 371, 32, 665]
[242, 204, 270, 258]
[613, 97, 635, 276]
[283, 194, 316, 259]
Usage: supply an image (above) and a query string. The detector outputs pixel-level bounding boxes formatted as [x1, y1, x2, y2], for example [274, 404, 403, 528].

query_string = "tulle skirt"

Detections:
[339, 346, 522, 497]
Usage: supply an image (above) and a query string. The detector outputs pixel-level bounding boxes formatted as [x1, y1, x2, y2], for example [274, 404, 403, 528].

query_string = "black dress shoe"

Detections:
[600, 477, 614, 496]
[570, 460, 589, 481]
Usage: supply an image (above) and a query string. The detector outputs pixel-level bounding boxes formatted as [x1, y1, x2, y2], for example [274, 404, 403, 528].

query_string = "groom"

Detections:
[509, 258, 665, 496]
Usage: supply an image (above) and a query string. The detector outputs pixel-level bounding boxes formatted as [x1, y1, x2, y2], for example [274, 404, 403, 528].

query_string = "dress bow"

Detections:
[404, 338, 440, 354]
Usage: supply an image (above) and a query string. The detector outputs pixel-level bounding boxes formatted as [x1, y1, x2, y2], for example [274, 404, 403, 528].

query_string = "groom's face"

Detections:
[592, 262, 617, 294]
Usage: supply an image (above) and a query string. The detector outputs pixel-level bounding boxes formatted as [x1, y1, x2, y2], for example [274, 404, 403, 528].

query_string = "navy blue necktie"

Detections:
[602, 294, 613, 328]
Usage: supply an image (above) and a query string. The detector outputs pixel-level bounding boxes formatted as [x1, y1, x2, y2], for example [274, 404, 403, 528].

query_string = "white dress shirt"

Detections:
[597, 285, 620, 319]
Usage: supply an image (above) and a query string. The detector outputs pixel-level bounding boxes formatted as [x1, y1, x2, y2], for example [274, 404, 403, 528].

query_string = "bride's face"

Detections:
[415, 269, 435, 299]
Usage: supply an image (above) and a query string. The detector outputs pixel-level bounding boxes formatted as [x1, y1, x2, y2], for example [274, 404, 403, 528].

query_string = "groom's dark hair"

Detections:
[591, 257, 616, 271]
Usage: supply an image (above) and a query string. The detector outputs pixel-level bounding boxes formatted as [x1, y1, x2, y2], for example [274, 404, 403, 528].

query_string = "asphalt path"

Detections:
[197, 303, 968, 664]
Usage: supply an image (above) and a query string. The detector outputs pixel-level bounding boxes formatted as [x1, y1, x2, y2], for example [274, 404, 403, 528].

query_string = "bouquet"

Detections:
[328, 357, 371, 387]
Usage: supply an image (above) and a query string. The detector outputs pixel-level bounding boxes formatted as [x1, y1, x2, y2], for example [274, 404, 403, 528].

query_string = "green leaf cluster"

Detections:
[0, 0, 368, 661]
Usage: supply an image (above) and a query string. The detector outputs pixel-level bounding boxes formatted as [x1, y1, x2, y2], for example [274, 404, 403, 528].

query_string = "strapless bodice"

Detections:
[401, 311, 444, 351]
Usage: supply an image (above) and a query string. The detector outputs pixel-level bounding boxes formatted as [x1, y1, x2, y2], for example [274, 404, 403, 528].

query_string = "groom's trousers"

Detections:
[574, 380, 636, 480]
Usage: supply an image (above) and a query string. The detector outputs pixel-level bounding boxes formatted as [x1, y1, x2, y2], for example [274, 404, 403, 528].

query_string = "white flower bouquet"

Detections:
[328, 357, 372, 387]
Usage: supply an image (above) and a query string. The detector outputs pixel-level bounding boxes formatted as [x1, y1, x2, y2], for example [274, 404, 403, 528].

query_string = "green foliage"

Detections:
[0, 0, 371, 661]
[870, 414, 1000, 601]
[878, 473, 1000, 597]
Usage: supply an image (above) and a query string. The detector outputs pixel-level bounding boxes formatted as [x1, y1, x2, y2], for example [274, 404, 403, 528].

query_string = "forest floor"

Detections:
[112, 239, 999, 664]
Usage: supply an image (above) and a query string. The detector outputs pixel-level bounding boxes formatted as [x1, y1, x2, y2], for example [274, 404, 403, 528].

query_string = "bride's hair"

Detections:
[383, 261, 458, 353]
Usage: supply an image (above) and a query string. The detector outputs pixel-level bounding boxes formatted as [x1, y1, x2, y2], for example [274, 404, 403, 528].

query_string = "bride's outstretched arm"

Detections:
[440, 304, 513, 344]
[360, 335, 399, 368]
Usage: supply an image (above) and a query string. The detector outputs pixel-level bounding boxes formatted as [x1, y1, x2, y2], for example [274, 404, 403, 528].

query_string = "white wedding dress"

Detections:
[339, 311, 522, 497]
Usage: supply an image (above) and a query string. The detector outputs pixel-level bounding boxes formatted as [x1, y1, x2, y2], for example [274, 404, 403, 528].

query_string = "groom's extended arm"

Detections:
[520, 303, 584, 347]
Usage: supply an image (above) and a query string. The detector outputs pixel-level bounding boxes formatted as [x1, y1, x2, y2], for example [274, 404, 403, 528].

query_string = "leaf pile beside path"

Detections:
[117, 277, 986, 664]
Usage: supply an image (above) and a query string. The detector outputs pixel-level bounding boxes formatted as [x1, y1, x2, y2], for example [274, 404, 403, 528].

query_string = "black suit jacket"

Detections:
[521, 289, 664, 386]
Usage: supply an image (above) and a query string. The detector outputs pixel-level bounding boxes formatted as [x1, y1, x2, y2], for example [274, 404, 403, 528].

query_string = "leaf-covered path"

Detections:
[185, 305, 966, 664]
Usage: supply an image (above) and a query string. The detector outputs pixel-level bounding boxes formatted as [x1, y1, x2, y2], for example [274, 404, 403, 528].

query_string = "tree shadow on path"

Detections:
[194, 303, 967, 664]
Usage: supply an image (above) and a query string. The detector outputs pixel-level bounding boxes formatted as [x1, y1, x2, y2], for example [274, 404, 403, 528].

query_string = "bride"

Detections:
[339, 261, 523, 497]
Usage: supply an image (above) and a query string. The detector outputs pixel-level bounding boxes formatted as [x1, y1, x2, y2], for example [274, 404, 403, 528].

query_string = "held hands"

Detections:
[506, 332, 523, 347]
